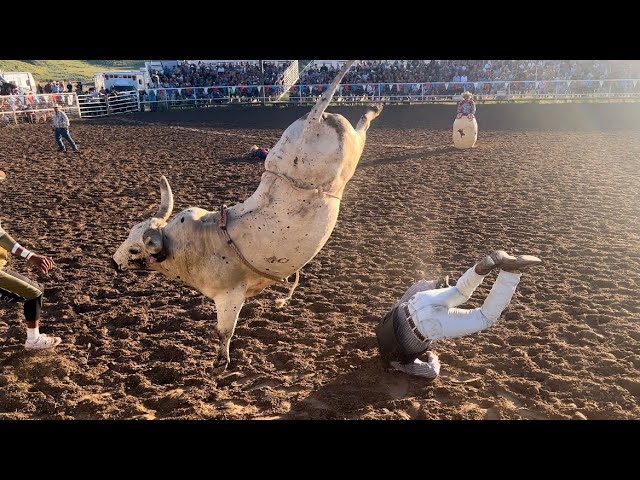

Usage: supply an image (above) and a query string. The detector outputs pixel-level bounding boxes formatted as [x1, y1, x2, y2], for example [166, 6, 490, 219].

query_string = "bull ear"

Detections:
[143, 228, 163, 254]
[154, 175, 174, 221]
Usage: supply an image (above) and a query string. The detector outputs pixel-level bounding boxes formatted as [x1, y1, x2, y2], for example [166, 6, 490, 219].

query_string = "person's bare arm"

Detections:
[0, 226, 56, 274]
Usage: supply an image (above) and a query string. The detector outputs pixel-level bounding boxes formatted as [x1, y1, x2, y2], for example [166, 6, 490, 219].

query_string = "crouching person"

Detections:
[376, 250, 542, 379]
[0, 173, 60, 350]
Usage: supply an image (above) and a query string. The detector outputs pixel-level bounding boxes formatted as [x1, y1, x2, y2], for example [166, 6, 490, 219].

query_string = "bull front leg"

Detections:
[212, 287, 246, 375]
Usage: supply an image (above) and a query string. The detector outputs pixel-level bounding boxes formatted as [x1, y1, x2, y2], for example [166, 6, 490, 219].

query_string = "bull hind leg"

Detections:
[212, 287, 246, 375]
[355, 104, 384, 138]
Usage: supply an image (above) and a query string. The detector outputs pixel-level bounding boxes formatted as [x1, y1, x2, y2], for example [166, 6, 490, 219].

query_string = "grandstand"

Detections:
[1, 60, 640, 124]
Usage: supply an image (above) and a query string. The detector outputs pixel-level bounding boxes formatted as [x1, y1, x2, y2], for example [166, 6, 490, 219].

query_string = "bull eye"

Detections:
[129, 248, 140, 255]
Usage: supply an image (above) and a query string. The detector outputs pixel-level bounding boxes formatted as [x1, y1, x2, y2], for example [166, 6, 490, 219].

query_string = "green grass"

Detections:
[0, 60, 145, 84]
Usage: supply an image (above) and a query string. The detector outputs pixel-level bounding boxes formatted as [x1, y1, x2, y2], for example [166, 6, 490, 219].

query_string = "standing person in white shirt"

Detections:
[51, 105, 79, 153]
[376, 250, 542, 379]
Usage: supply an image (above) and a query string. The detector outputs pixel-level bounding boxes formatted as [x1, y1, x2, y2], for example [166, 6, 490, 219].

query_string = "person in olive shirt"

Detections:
[0, 171, 61, 350]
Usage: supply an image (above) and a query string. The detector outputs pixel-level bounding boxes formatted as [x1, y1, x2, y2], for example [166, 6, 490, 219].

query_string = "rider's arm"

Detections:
[0, 223, 33, 259]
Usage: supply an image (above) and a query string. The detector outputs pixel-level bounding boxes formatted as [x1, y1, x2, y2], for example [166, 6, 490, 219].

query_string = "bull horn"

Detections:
[154, 175, 174, 221]
[306, 60, 356, 124]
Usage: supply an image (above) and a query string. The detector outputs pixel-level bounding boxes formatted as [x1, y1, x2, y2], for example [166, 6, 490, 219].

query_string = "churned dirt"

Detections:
[0, 103, 638, 420]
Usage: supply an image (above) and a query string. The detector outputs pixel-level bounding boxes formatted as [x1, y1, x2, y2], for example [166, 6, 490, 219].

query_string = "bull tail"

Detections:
[305, 60, 356, 125]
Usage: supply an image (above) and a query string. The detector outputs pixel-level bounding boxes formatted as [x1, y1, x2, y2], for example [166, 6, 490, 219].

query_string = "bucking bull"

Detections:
[112, 60, 383, 373]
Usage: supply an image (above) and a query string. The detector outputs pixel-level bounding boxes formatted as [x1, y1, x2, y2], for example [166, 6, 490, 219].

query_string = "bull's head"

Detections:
[112, 176, 174, 271]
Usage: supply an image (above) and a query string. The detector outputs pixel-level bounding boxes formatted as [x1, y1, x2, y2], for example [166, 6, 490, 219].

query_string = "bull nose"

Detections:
[110, 258, 121, 271]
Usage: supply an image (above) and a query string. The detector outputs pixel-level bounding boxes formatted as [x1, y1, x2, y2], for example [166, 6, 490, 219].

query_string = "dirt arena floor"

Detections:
[0, 103, 639, 420]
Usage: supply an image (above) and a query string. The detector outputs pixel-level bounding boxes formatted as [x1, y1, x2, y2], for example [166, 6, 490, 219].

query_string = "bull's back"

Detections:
[265, 114, 359, 188]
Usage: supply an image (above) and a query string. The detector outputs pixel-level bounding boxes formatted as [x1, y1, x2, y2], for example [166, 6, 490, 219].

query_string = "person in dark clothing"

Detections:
[246, 145, 270, 161]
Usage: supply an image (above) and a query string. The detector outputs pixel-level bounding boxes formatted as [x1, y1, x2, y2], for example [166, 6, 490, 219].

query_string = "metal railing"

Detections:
[0, 92, 79, 125]
[76, 91, 139, 117]
[2, 78, 639, 125]
[135, 79, 640, 109]
[289, 79, 640, 101]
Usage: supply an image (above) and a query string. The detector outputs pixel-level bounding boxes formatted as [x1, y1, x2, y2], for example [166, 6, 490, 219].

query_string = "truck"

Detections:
[0, 71, 37, 93]
[94, 69, 152, 93]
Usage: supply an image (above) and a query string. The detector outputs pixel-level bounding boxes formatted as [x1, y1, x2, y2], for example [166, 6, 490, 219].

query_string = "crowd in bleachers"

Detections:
[139, 60, 640, 102]
[298, 60, 640, 85]
[148, 61, 290, 89]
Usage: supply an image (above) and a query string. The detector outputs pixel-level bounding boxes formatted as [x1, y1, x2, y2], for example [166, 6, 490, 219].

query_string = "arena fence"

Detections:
[77, 91, 139, 118]
[0, 92, 80, 125]
[136, 79, 640, 110]
[1, 79, 639, 125]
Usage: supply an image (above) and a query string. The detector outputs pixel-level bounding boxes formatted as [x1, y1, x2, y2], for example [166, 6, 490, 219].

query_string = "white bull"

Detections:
[112, 60, 382, 374]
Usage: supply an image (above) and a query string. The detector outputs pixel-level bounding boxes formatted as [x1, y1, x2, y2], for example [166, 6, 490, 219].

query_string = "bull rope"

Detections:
[263, 170, 342, 201]
[218, 203, 300, 307]
[216, 164, 341, 306]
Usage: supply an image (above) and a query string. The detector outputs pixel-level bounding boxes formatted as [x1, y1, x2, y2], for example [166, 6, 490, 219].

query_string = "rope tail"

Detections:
[275, 270, 300, 308]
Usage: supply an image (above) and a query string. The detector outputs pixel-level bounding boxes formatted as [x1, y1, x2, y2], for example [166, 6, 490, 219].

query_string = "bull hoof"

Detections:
[367, 103, 384, 115]
[211, 358, 229, 376]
